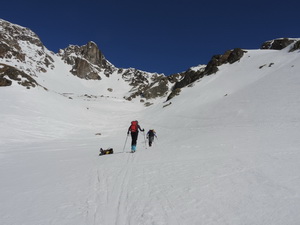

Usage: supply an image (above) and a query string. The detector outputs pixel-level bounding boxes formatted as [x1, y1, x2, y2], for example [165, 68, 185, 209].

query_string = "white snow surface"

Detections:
[1, 47, 300, 225]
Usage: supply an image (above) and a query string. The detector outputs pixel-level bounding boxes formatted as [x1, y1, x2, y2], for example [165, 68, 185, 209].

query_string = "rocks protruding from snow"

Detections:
[169, 67, 205, 94]
[121, 68, 174, 100]
[58, 41, 116, 80]
[167, 48, 246, 101]
[205, 48, 246, 75]
[289, 40, 300, 52]
[0, 19, 174, 100]
[0, 63, 38, 88]
[0, 19, 55, 77]
[261, 38, 296, 50]
[1, 19, 299, 104]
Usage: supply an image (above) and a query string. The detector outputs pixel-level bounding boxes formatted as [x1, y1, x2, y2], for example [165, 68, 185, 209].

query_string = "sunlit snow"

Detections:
[1, 44, 300, 225]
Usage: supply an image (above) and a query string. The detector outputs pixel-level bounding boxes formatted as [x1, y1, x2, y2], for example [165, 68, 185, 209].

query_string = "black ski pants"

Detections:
[131, 132, 138, 146]
[148, 136, 154, 146]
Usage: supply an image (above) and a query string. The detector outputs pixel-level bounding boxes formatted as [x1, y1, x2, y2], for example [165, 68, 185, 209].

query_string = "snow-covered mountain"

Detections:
[1, 18, 300, 225]
[0, 18, 184, 104]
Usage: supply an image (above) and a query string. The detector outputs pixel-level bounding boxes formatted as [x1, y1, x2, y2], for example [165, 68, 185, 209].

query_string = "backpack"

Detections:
[130, 121, 138, 132]
[148, 129, 154, 136]
[99, 148, 113, 156]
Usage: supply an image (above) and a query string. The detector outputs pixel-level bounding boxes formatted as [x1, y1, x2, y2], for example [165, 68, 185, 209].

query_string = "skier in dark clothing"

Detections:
[127, 121, 144, 152]
[146, 129, 157, 147]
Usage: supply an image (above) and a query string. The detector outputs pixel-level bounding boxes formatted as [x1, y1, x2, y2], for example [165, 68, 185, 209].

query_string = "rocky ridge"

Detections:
[57, 42, 183, 101]
[166, 38, 300, 101]
[58, 41, 115, 80]
[1, 19, 300, 103]
[0, 19, 176, 103]
[166, 48, 247, 100]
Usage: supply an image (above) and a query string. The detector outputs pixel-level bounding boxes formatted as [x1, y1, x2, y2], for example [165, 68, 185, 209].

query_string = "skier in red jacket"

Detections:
[127, 121, 144, 152]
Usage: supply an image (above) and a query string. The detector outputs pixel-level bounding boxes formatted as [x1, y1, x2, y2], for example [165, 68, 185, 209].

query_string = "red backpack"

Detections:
[130, 121, 138, 132]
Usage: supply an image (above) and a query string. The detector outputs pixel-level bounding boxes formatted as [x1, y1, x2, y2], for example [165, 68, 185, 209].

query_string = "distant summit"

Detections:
[58, 41, 115, 80]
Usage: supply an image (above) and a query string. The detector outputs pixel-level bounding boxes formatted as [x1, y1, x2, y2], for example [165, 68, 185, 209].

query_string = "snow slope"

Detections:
[1, 46, 300, 225]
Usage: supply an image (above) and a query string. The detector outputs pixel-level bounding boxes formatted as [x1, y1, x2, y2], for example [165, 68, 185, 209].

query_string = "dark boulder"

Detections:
[204, 48, 245, 75]
[227, 48, 245, 64]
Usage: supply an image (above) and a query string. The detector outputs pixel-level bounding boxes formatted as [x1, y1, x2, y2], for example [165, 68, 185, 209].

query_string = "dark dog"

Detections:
[99, 148, 113, 156]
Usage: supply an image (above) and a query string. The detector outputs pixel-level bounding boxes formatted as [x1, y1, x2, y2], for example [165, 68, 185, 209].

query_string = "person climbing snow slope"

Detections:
[127, 120, 144, 152]
[147, 129, 157, 147]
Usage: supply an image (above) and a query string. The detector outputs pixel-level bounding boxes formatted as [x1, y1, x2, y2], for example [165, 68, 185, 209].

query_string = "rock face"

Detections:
[58, 41, 116, 80]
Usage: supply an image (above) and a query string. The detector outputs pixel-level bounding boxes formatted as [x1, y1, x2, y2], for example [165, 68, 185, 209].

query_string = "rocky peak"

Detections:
[0, 19, 55, 87]
[57, 40, 174, 102]
[0, 19, 55, 74]
[82, 41, 103, 65]
[58, 41, 116, 80]
[0, 19, 43, 48]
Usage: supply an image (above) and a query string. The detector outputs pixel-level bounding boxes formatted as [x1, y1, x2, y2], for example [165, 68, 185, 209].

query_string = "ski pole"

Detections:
[122, 134, 129, 153]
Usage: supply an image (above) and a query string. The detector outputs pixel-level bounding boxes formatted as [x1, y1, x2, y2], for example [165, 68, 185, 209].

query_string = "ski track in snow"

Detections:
[82, 151, 135, 225]
[79, 147, 188, 225]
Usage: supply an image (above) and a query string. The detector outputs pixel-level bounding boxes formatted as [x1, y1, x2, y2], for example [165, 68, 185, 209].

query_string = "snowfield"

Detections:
[1, 47, 300, 225]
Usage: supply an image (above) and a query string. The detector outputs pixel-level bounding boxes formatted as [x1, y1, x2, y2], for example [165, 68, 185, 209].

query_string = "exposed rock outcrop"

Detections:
[122, 68, 173, 100]
[261, 38, 295, 50]
[58, 41, 116, 80]
[0, 19, 174, 100]
[0, 63, 38, 88]
[0, 19, 55, 76]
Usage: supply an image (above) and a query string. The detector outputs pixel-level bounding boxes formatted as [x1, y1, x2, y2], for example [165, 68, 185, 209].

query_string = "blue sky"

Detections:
[1, 0, 300, 75]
